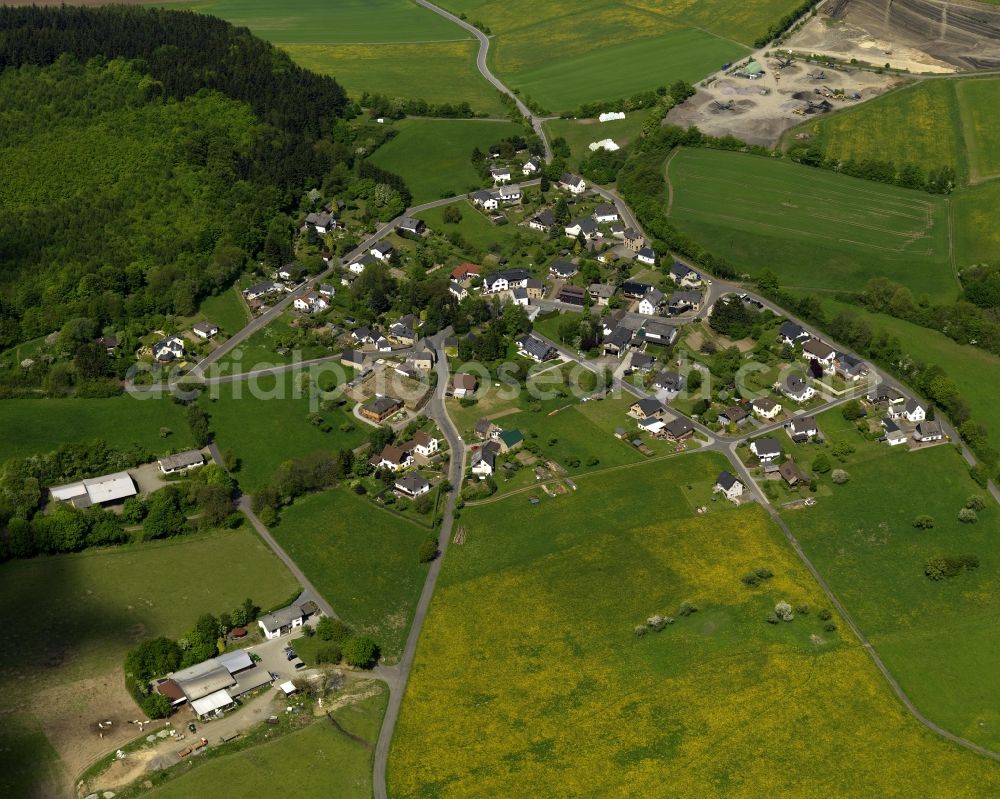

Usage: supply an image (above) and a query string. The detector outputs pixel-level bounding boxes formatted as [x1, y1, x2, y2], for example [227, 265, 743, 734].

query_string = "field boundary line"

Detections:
[280, 37, 472, 46]
[664, 147, 679, 216]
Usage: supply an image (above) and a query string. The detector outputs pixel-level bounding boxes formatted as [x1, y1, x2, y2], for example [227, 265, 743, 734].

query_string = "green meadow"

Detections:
[368, 118, 526, 202]
[667, 148, 958, 297]
[780, 410, 1000, 749]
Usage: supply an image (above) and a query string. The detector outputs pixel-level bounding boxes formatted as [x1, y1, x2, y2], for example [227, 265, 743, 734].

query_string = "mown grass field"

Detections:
[173, 0, 507, 114]
[953, 180, 1000, 266]
[202, 372, 366, 492]
[780, 410, 1000, 749]
[146, 688, 386, 799]
[368, 118, 526, 202]
[507, 29, 743, 112]
[0, 393, 194, 461]
[808, 295, 1000, 454]
[270, 488, 429, 660]
[0, 528, 298, 695]
[389, 451, 1000, 797]
[667, 148, 959, 297]
[194, 285, 248, 337]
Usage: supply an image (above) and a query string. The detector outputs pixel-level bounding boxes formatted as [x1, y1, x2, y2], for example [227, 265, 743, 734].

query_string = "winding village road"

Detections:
[133, 7, 1000, 795]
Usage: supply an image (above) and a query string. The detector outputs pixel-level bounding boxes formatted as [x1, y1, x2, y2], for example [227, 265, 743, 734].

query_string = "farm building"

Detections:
[158, 450, 205, 475]
[360, 396, 404, 423]
[257, 603, 315, 641]
[50, 471, 136, 508]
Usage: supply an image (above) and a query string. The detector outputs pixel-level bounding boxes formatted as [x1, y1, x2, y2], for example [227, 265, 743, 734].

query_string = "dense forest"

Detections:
[0, 6, 364, 352]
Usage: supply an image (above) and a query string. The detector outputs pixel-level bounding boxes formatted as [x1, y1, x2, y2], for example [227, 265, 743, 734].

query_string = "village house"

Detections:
[914, 420, 944, 442]
[397, 217, 426, 237]
[157, 450, 205, 475]
[257, 604, 311, 640]
[629, 397, 666, 421]
[293, 292, 328, 313]
[714, 471, 744, 502]
[449, 280, 468, 300]
[395, 472, 431, 498]
[360, 395, 404, 423]
[638, 288, 665, 316]
[559, 173, 587, 194]
[528, 209, 555, 232]
[318, 283, 336, 299]
[882, 417, 907, 446]
[451, 263, 480, 281]
[903, 399, 926, 423]
[664, 418, 694, 441]
[278, 263, 304, 282]
[305, 210, 335, 235]
[482, 268, 531, 294]
[549, 259, 578, 279]
[474, 418, 500, 440]
[642, 320, 678, 346]
[556, 285, 586, 306]
[588, 283, 616, 306]
[490, 165, 512, 184]
[471, 189, 499, 211]
[603, 326, 633, 356]
[341, 349, 366, 370]
[623, 228, 644, 252]
[497, 429, 524, 453]
[525, 279, 545, 300]
[779, 459, 808, 487]
[593, 203, 619, 223]
[565, 217, 599, 240]
[752, 397, 783, 420]
[802, 339, 836, 371]
[495, 184, 522, 204]
[635, 247, 658, 266]
[652, 370, 684, 392]
[622, 280, 653, 300]
[834, 352, 867, 381]
[50, 471, 137, 508]
[388, 321, 417, 345]
[522, 156, 541, 175]
[244, 281, 283, 301]
[668, 290, 702, 315]
[471, 441, 500, 478]
[374, 444, 413, 472]
[451, 373, 477, 398]
[152, 336, 185, 362]
[516, 334, 556, 362]
[750, 437, 782, 463]
[192, 321, 219, 339]
[788, 415, 818, 442]
[779, 321, 811, 347]
[781, 374, 816, 403]
[668, 262, 702, 288]
[412, 431, 439, 458]
[349, 254, 377, 274]
[718, 406, 749, 427]
[370, 242, 395, 262]
[630, 352, 655, 373]
[511, 287, 530, 306]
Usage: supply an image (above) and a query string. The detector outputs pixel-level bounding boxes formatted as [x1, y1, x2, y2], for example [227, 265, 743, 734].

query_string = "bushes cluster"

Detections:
[924, 554, 980, 581]
[315, 617, 379, 669]
[741, 567, 774, 587]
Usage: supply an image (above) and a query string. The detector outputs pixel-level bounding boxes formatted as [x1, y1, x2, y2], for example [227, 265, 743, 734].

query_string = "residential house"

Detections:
[490, 165, 512, 184]
[779, 459, 808, 486]
[471, 441, 500, 478]
[528, 209, 555, 232]
[244, 281, 283, 301]
[635, 247, 658, 266]
[412, 431, 439, 458]
[388, 321, 417, 345]
[496, 184, 522, 204]
[397, 217, 426, 237]
[449, 280, 469, 300]
[668, 290, 702, 315]
[750, 437, 782, 463]
[781, 374, 815, 403]
[318, 284, 336, 299]
[652, 370, 684, 392]
[192, 321, 219, 339]
[882, 417, 907, 446]
[557, 286, 586, 306]
[511, 287, 530, 306]
[609, 221, 626, 238]
[788, 415, 818, 442]
[565, 218, 598, 240]
[588, 283, 616, 306]
[834, 352, 867, 381]
[602, 309, 628, 336]
[549, 259, 578, 279]
[374, 444, 413, 472]
[593, 203, 619, 223]
[522, 157, 541, 175]
[525, 279, 545, 300]
[341, 349, 366, 370]
[603, 326, 633, 356]
[903, 399, 926, 423]
[451, 373, 477, 398]
[638, 288, 664, 316]
[305, 211, 335, 235]
[349, 254, 377, 274]
[471, 189, 499, 211]
[914, 420, 943, 442]
[559, 173, 587, 194]
[597, 250, 619, 265]
[714, 471, 744, 503]
[482, 268, 531, 294]
[622, 280, 653, 300]
[395, 472, 431, 498]
[629, 397, 666, 420]
[370, 242, 395, 262]
[623, 228, 645, 252]
[450, 263, 480, 282]
[752, 397, 782, 420]
[497, 429, 524, 453]
[474, 418, 500, 440]
[406, 350, 435, 371]
[664, 418, 694, 441]
[668, 262, 702, 287]
[293, 292, 328, 313]
[158, 450, 205, 475]
[352, 326, 378, 346]
[718, 406, 749, 427]
[278, 263, 304, 282]
[630, 352, 655, 373]
[359, 396, 403, 423]
[802, 339, 836, 371]
[98, 335, 118, 354]
[779, 321, 810, 347]
[152, 336, 185, 362]
[516, 334, 556, 362]
[257, 604, 310, 640]
[642, 320, 678, 346]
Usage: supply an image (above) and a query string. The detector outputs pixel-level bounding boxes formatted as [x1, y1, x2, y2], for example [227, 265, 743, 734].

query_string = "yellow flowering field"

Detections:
[388, 454, 1000, 798]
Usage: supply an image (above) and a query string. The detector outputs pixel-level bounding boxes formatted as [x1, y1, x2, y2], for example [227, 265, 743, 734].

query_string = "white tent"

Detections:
[588, 139, 619, 152]
[598, 111, 625, 122]
[278, 681, 297, 696]
[190, 689, 234, 718]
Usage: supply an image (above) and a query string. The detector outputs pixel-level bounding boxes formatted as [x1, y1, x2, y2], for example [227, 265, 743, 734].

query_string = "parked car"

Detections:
[188, 722, 197, 733]
[294, 661, 306, 670]
[286, 650, 297, 661]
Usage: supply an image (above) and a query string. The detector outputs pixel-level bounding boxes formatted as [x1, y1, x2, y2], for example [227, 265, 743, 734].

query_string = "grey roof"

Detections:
[517, 334, 554, 361]
[780, 321, 809, 341]
[720, 405, 748, 422]
[653, 370, 683, 390]
[905, 398, 923, 413]
[664, 418, 693, 438]
[634, 397, 665, 416]
[512, 287, 529, 301]
[605, 327, 633, 349]
[550, 259, 578, 276]
[594, 203, 618, 217]
[882, 417, 901, 433]
[643, 320, 677, 341]
[753, 397, 779, 411]
[171, 662, 235, 702]
[531, 209, 555, 226]
[642, 288, 664, 306]
[589, 283, 616, 298]
[560, 172, 584, 185]
[623, 227, 642, 241]
[472, 189, 494, 203]
[472, 441, 500, 470]
[916, 420, 942, 437]
[342, 349, 365, 365]
[569, 218, 598, 235]
[716, 470, 739, 491]
[670, 290, 701, 304]
[637, 246, 657, 259]
[669, 262, 696, 280]
[158, 450, 205, 471]
[753, 437, 782, 456]
[364, 395, 403, 416]
[630, 352, 654, 370]
[247, 280, 280, 296]
[622, 280, 652, 298]
[395, 472, 431, 494]
[790, 415, 817, 433]
[192, 321, 218, 335]
[257, 604, 306, 633]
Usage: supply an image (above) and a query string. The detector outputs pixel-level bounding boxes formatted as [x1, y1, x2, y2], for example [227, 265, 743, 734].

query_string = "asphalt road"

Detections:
[372, 331, 467, 799]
